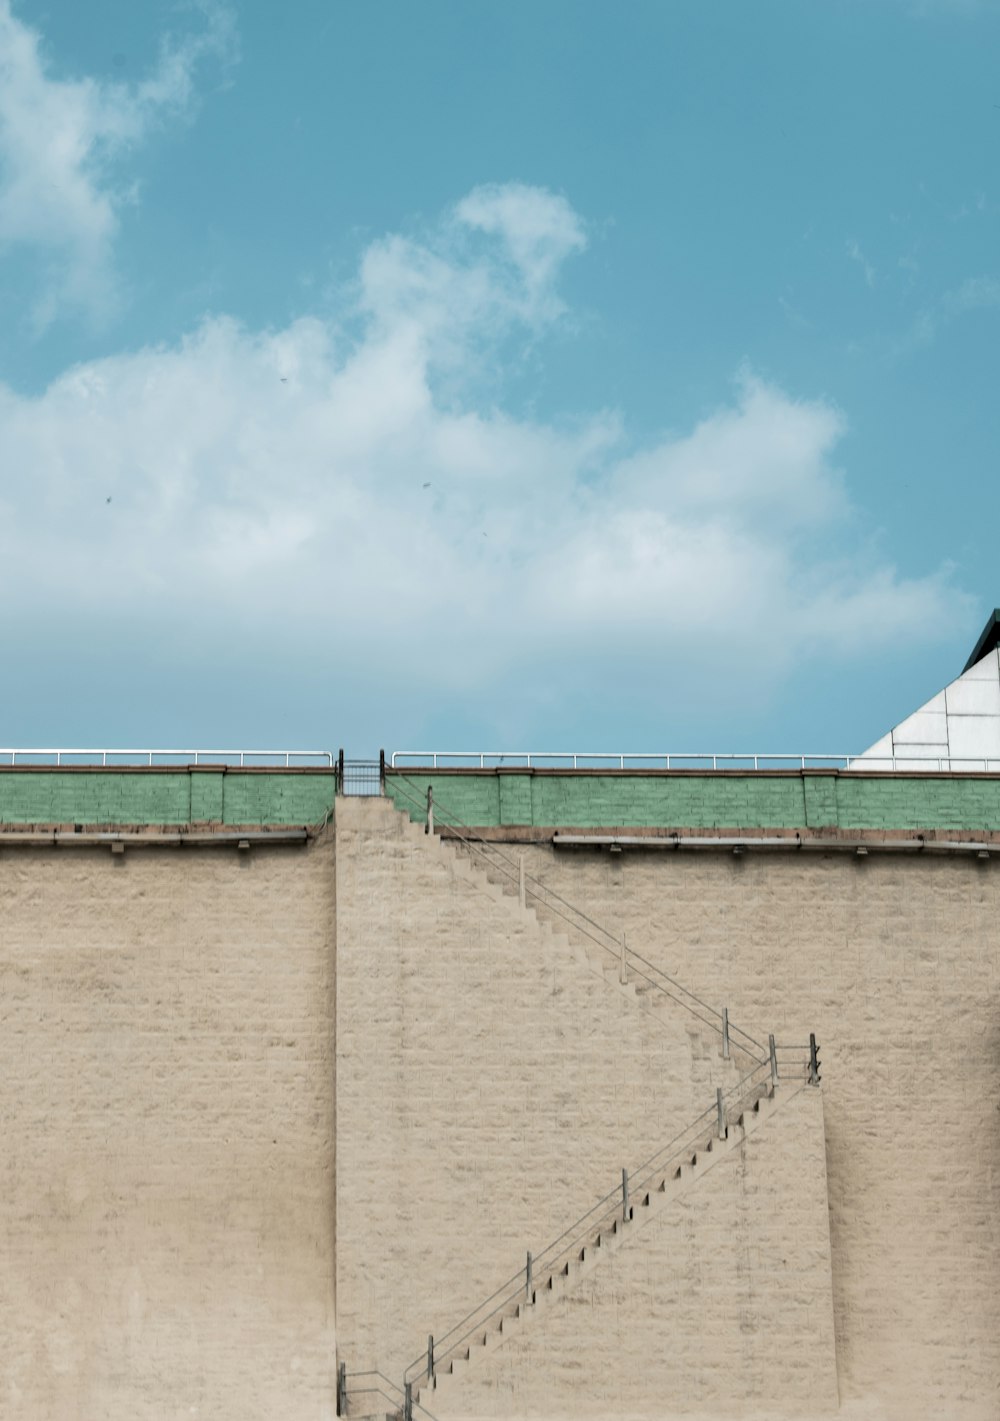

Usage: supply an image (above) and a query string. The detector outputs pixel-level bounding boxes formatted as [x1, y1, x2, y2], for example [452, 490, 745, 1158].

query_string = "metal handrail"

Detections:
[391, 750, 1000, 773]
[344, 1370, 438, 1421]
[383, 772, 815, 1402]
[403, 1053, 812, 1392]
[0, 748, 335, 767]
[393, 751, 855, 769]
[388, 773, 765, 1059]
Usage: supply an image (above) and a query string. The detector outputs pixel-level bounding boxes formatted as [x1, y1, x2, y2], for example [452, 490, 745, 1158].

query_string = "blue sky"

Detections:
[1, 0, 998, 756]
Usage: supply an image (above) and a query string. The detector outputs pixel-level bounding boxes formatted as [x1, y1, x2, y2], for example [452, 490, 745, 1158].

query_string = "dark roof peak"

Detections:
[963, 609, 1000, 673]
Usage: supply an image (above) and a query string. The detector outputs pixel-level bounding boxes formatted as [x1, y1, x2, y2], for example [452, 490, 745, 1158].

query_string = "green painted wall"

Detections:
[385, 769, 1000, 833]
[7, 764, 1000, 832]
[0, 769, 337, 827]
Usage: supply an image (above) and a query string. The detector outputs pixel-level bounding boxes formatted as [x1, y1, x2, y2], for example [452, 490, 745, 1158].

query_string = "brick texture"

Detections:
[386, 766, 1000, 832]
[0, 835, 337, 1421]
[481, 839, 1000, 1420]
[7, 776, 998, 1420]
[333, 799, 743, 1388]
[0, 767, 336, 826]
[430, 1084, 838, 1420]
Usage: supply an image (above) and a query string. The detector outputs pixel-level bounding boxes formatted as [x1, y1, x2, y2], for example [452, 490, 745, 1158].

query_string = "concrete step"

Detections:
[422, 1082, 785, 1409]
[398, 797, 740, 1066]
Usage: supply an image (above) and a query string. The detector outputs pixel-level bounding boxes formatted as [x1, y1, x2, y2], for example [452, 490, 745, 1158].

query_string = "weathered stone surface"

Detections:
[0, 835, 337, 1421]
[334, 798, 735, 1387]
[492, 841, 1000, 1420]
[3, 788, 998, 1421]
[431, 1084, 838, 1420]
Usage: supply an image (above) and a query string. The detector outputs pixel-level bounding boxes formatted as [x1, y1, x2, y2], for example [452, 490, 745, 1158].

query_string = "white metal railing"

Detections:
[392, 751, 853, 769]
[390, 751, 1000, 772]
[8, 748, 1000, 773]
[0, 748, 334, 768]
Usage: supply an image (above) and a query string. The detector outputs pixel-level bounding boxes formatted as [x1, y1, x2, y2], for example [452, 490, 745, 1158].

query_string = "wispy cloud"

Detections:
[0, 0, 236, 328]
[778, 294, 810, 330]
[0, 185, 970, 735]
[942, 275, 1000, 314]
[846, 238, 876, 288]
[896, 272, 1000, 353]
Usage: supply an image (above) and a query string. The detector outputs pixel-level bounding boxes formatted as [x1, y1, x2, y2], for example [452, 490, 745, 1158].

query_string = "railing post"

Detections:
[619, 932, 627, 986]
[769, 1033, 779, 1086]
[426, 785, 434, 836]
[337, 1361, 346, 1416]
[622, 1167, 630, 1222]
[427, 1334, 435, 1385]
[809, 1032, 820, 1086]
[337, 748, 345, 795]
[379, 749, 385, 794]
[404, 1380, 413, 1421]
[518, 855, 526, 909]
[722, 1007, 730, 1060]
[525, 1250, 533, 1303]
[717, 1087, 726, 1139]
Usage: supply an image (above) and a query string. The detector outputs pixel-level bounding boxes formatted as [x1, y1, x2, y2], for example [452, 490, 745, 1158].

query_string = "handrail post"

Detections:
[426, 785, 434, 836]
[337, 1361, 346, 1416]
[404, 1380, 413, 1421]
[769, 1033, 779, 1086]
[622, 1167, 630, 1222]
[619, 932, 627, 986]
[379, 749, 385, 794]
[526, 1250, 533, 1303]
[717, 1087, 726, 1139]
[722, 1007, 730, 1060]
[809, 1032, 820, 1086]
[518, 855, 526, 909]
[337, 748, 344, 795]
[427, 1334, 435, 1385]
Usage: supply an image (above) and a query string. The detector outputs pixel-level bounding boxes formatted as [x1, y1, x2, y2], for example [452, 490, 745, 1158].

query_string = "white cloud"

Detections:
[0, 185, 971, 734]
[455, 183, 586, 317]
[0, 0, 235, 326]
[611, 374, 846, 531]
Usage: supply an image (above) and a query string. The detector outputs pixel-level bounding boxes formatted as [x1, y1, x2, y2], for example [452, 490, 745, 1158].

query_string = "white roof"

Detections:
[854, 646, 1000, 771]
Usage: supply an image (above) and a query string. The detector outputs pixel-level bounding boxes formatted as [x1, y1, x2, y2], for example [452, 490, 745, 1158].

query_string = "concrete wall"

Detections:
[458, 837, 1000, 1421]
[6, 775, 999, 1420]
[0, 835, 337, 1421]
[432, 1084, 838, 1421]
[333, 798, 741, 1388]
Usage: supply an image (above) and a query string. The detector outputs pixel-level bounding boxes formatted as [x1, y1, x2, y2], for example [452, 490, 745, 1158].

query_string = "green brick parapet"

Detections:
[0, 766, 338, 829]
[7, 763, 1000, 835]
[386, 767, 1000, 834]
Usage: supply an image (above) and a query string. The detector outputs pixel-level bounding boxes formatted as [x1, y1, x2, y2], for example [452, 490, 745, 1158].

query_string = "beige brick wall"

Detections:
[430, 1082, 838, 1420]
[9, 793, 995, 1420]
[494, 842, 1000, 1421]
[0, 836, 337, 1421]
[334, 799, 744, 1388]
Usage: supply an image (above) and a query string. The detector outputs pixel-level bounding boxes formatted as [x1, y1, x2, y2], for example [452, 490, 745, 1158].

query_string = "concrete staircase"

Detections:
[390, 799, 757, 1084]
[414, 1082, 781, 1417]
[349, 798, 793, 1420]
